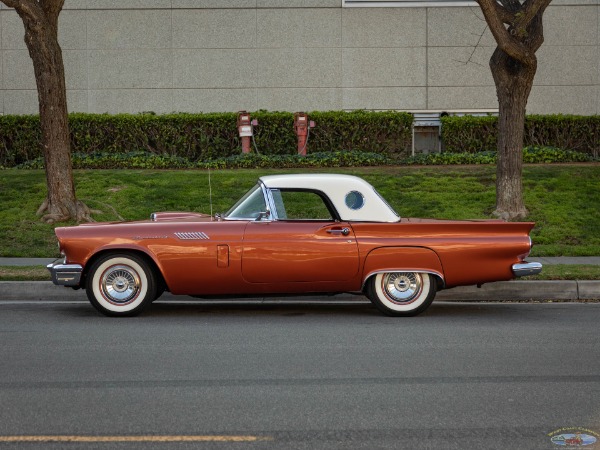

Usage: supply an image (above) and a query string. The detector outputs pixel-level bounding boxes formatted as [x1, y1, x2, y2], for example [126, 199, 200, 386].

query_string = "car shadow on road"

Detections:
[48, 298, 546, 321]
[135, 300, 530, 319]
[146, 301, 381, 318]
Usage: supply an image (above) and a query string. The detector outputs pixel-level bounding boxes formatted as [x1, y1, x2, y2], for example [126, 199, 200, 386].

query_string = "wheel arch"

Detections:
[361, 246, 445, 291]
[82, 248, 168, 292]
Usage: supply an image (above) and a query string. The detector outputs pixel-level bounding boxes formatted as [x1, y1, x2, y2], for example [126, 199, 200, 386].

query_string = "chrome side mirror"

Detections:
[255, 210, 270, 221]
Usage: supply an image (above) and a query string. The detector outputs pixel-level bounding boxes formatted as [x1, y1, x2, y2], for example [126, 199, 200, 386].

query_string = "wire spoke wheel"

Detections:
[100, 265, 141, 305]
[86, 254, 156, 317]
[367, 271, 436, 317]
[382, 272, 423, 304]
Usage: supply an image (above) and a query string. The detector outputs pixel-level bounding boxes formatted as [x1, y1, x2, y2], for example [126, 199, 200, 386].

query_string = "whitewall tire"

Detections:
[85, 254, 156, 317]
[366, 272, 436, 317]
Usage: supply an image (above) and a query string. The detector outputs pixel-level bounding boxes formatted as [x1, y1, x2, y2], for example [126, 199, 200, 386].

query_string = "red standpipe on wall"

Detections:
[293, 112, 315, 156]
[237, 111, 258, 154]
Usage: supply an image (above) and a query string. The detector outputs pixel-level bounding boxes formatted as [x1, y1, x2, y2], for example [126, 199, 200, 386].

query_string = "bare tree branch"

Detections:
[516, 0, 552, 29]
[1, 0, 43, 21]
[40, 0, 65, 22]
[498, 0, 521, 13]
[476, 0, 535, 65]
[454, 23, 488, 67]
[494, 0, 517, 22]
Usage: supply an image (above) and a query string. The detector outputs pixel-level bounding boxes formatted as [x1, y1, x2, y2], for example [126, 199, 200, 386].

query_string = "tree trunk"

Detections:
[21, 7, 90, 223]
[490, 47, 537, 220]
[475, 0, 549, 221]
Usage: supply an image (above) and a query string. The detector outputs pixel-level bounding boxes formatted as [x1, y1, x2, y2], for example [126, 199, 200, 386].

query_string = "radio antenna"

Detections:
[208, 167, 213, 219]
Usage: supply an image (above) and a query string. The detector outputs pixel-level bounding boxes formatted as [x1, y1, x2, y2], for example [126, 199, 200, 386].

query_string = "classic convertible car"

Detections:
[48, 174, 541, 317]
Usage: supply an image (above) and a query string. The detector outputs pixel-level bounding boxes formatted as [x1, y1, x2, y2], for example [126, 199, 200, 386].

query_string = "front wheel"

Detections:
[85, 254, 157, 317]
[366, 272, 436, 317]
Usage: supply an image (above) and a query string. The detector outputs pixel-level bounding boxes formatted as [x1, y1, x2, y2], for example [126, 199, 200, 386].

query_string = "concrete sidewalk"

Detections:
[0, 258, 59, 266]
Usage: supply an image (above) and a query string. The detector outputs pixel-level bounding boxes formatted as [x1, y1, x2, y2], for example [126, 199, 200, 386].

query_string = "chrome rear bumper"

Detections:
[512, 261, 543, 277]
[47, 259, 83, 286]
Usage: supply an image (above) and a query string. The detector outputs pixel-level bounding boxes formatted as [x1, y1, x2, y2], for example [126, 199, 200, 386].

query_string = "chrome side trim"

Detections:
[512, 261, 542, 277]
[47, 259, 83, 286]
[362, 269, 445, 290]
[262, 180, 277, 221]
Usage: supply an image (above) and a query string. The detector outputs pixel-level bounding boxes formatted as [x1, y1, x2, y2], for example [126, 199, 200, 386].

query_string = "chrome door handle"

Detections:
[327, 227, 350, 236]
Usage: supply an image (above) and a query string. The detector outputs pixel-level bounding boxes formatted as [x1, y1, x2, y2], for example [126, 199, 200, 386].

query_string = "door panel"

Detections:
[242, 221, 359, 283]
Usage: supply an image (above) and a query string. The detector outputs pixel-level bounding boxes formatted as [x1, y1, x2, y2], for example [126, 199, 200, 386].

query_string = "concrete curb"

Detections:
[578, 281, 600, 299]
[1, 280, 598, 302]
[436, 280, 584, 301]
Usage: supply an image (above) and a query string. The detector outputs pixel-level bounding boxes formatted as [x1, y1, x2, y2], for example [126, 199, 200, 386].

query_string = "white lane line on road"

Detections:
[0, 435, 273, 443]
[0, 301, 88, 304]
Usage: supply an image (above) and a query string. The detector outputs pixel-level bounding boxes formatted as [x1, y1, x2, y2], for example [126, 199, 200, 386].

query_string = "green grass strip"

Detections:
[0, 165, 598, 258]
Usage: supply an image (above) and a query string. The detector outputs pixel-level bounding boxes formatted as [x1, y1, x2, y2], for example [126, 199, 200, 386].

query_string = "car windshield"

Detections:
[224, 183, 267, 219]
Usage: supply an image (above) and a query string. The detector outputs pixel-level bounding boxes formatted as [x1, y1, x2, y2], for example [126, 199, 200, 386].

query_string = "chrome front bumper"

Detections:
[47, 259, 83, 287]
[512, 261, 543, 277]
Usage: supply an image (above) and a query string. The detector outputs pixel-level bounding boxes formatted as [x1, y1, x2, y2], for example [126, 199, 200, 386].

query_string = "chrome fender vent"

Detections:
[174, 232, 210, 240]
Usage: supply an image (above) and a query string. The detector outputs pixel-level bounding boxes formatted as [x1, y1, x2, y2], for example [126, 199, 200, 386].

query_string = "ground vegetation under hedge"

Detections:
[10, 146, 596, 170]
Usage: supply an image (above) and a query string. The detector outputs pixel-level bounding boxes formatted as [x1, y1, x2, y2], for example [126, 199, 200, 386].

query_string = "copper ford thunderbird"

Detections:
[48, 174, 542, 317]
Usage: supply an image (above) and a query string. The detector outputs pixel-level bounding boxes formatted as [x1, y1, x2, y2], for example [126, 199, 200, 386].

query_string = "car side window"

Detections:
[272, 189, 334, 221]
[225, 184, 267, 219]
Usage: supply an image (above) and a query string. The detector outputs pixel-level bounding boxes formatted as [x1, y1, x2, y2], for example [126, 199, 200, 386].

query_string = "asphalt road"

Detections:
[0, 300, 599, 450]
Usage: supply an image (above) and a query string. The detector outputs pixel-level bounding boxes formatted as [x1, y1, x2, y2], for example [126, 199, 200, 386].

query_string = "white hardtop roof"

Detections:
[259, 174, 400, 222]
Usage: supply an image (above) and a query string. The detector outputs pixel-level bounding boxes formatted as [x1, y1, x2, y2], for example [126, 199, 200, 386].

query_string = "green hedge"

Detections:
[0, 111, 413, 167]
[441, 114, 600, 156]
[2, 111, 598, 168]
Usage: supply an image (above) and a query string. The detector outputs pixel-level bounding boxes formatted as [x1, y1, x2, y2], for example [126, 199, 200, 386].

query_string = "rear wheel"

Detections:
[85, 254, 156, 317]
[366, 272, 436, 317]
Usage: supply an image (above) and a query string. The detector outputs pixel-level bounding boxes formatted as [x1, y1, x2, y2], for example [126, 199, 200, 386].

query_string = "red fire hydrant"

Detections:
[237, 111, 258, 154]
[293, 112, 315, 156]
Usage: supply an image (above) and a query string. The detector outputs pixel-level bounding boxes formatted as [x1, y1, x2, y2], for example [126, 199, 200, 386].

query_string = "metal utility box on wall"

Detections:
[412, 112, 441, 155]
[411, 110, 499, 156]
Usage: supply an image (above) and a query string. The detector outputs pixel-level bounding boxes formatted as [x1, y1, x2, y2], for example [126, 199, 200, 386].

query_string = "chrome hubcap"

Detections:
[383, 272, 423, 303]
[100, 265, 140, 304]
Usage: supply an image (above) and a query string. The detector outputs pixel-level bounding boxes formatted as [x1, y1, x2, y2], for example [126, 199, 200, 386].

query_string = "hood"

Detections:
[72, 211, 214, 228]
[150, 212, 214, 222]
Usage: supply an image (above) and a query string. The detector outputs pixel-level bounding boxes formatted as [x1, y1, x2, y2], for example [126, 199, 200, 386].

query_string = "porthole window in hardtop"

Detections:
[272, 189, 335, 220]
[345, 190, 365, 210]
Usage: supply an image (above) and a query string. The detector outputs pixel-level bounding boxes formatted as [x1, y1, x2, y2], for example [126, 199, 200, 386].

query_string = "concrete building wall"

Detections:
[0, 0, 598, 115]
